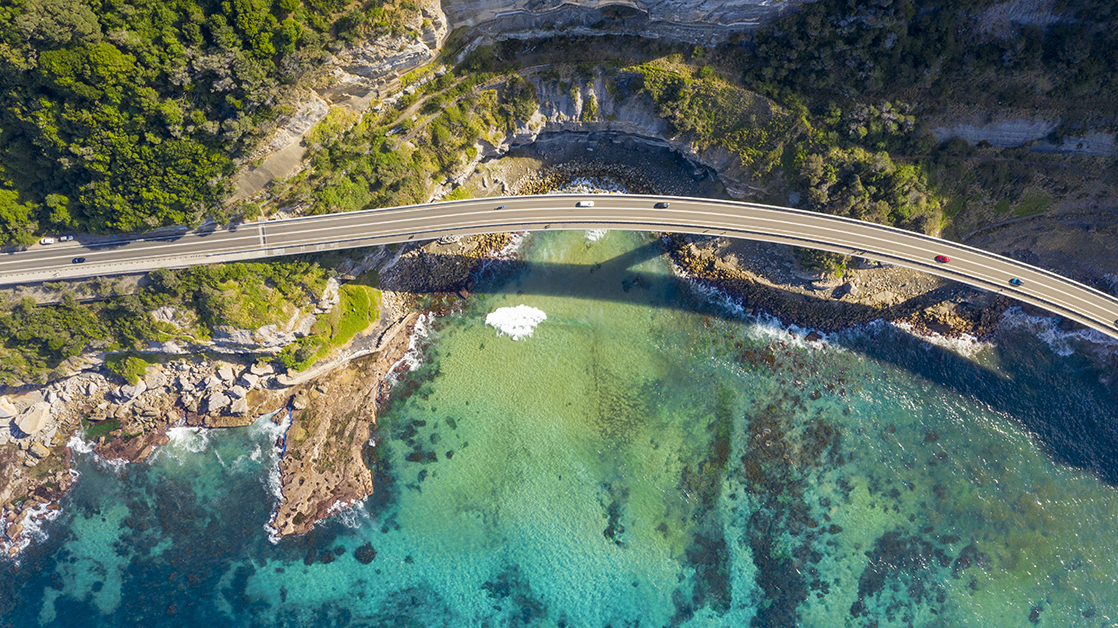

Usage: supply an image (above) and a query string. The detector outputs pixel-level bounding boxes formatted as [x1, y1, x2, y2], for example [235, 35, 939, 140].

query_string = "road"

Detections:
[3, 194, 1117, 340]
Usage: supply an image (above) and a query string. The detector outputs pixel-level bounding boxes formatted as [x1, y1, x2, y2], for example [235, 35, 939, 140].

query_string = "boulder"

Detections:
[202, 392, 231, 414]
[238, 372, 260, 389]
[143, 369, 167, 390]
[228, 385, 248, 399]
[230, 398, 250, 416]
[6, 523, 23, 540]
[119, 379, 148, 400]
[29, 442, 50, 459]
[249, 362, 274, 376]
[0, 397, 17, 420]
[204, 375, 224, 390]
[217, 365, 236, 381]
[15, 403, 51, 435]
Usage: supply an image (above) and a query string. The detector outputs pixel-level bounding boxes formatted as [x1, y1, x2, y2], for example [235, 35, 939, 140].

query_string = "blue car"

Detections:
[1009, 278, 1022, 286]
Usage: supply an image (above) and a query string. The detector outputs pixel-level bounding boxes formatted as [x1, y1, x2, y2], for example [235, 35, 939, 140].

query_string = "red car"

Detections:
[935, 255, 950, 263]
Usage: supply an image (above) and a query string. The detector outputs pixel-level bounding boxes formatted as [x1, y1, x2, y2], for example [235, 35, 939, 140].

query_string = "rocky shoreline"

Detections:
[1, 150, 1111, 560]
[0, 234, 508, 558]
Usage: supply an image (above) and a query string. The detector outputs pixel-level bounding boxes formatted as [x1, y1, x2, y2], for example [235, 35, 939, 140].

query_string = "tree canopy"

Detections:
[0, 0, 361, 244]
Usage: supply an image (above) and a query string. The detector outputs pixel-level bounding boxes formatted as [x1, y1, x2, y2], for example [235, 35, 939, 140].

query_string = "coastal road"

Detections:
[3, 194, 1118, 340]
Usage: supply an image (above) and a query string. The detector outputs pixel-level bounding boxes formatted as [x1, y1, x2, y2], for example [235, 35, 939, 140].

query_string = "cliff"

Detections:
[441, 0, 814, 44]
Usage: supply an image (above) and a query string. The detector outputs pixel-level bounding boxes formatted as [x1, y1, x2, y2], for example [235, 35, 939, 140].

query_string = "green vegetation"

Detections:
[745, 0, 1118, 115]
[276, 283, 380, 371]
[105, 352, 161, 385]
[0, 260, 328, 384]
[274, 68, 506, 214]
[0, 0, 429, 245]
[634, 63, 943, 233]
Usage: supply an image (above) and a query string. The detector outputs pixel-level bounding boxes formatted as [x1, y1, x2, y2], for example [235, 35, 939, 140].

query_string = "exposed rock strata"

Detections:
[442, 0, 813, 45]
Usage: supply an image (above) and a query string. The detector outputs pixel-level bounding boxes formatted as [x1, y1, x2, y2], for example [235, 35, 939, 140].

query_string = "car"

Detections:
[58, 235, 74, 242]
[1009, 278, 1023, 286]
[576, 201, 594, 208]
[654, 202, 670, 209]
[495, 205, 505, 210]
[71, 257, 86, 264]
[934, 255, 950, 263]
[39, 237, 56, 245]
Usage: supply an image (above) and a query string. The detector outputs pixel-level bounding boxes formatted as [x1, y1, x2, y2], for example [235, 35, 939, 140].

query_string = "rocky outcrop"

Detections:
[666, 233, 1012, 338]
[270, 315, 418, 537]
[442, 0, 814, 45]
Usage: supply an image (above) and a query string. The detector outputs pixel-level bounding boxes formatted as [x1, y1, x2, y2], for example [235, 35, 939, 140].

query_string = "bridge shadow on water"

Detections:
[384, 242, 1118, 488]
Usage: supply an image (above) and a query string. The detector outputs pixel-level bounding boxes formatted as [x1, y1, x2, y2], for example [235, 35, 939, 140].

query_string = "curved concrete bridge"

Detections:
[3, 194, 1117, 340]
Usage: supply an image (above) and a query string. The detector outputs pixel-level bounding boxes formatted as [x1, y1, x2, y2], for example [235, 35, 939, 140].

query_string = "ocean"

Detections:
[2, 228, 1116, 628]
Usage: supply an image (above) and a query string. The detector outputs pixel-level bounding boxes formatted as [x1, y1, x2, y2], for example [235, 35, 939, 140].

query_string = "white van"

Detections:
[576, 201, 594, 208]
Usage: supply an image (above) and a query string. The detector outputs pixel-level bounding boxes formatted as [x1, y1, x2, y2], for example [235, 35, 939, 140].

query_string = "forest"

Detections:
[0, 0, 371, 245]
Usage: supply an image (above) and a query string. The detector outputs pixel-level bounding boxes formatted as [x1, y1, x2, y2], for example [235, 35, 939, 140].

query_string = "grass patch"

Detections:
[105, 353, 161, 385]
[994, 198, 1012, 214]
[276, 284, 381, 372]
[444, 186, 472, 201]
[1013, 194, 1051, 217]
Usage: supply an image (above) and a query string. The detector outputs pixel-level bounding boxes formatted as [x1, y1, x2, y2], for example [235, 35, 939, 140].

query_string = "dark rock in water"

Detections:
[952, 542, 991, 578]
[303, 549, 317, 566]
[355, 543, 377, 564]
[319, 550, 336, 564]
[924, 430, 940, 443]
[1083, 607, 1097, 618]
[1029, 605, 1043, 623]
[805, 330, 824, 343]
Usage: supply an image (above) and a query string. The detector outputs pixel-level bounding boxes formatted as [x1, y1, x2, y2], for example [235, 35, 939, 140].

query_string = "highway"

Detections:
[2, 194, 1117, 340]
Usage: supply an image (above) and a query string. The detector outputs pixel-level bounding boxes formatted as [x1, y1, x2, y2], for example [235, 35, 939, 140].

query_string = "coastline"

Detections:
[2, 155, 1114, 558]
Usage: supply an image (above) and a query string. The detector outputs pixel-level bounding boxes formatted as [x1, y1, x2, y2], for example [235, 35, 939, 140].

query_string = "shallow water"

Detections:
[3, 230, 1117, 628]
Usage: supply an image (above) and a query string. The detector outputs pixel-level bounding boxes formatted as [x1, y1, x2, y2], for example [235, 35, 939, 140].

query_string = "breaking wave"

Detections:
[485, 305, 547, 340]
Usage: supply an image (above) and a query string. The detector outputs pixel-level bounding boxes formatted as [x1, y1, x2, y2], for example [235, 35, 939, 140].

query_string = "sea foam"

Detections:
[486, 305, 547, 340]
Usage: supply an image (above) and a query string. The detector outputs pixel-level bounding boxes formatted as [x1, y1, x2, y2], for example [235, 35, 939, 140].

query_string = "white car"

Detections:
[39, 237, 56, 245]
[58, 235, 74, 242]
[576, 201, 595, 208]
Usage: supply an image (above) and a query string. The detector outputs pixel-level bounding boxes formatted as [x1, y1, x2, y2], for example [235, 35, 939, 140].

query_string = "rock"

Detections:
[0, 397, 17, 420]
[355, 543, 377, 564]
[176, 375, 193, 392]
[143, 369, 167, 390]
[29, 442, 50, 459]
[805, 330, 824, 343]
[217, 365, 236, 382]
[86, 382, 99, 396]
[230, 398, 250, 416]
[202, 392, 231, 414]
[238, 372, 260, 389]
[204, 375, 224, 390]
[119, 379, 148, 400]
[15, 403, 51, 436]
[6, 523, 23, 540]
[250, 362, 275, 376]
[228, 385, 248, 400]
[292, 395, 308, 410]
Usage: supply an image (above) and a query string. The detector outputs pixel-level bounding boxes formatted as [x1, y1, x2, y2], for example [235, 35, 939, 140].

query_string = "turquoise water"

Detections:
[2, 229, 1118, 627]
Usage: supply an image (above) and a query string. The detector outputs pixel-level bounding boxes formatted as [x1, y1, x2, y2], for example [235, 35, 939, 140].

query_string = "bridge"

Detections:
[3, 194, 1117, 340]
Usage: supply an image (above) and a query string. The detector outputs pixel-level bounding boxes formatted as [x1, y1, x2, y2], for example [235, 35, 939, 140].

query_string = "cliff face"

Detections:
[441, 0, 814, 44]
